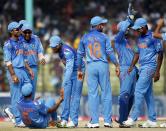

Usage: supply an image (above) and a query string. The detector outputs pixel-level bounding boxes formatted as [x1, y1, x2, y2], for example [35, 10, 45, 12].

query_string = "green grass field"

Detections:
[0, 120, 166, 131]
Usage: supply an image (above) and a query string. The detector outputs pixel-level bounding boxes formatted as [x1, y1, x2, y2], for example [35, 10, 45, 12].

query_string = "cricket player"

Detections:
[77, 16, 119, 128]
[3, 21, 34, 127]
[17, 83, 64, 128]
[20, 23, 45, 99]
[49, 36, 85, 128]
[123, 18, 163, 128]
[153, 18, 166, 128]
[113, 18, 138, 127]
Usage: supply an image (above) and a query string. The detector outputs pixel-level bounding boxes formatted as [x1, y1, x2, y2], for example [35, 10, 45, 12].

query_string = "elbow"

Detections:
[159, 51, 163, 58]
[153, 33, 162, 39]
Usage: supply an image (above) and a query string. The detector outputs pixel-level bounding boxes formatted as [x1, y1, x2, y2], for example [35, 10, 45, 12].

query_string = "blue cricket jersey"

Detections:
[20, 35, 44, 66]
[3, 38, 26, 68]
[59, 44, 85, 87]
[77, 29, 117, 66]
[136, 31, 163, 68]
[17, 98, 49, 128]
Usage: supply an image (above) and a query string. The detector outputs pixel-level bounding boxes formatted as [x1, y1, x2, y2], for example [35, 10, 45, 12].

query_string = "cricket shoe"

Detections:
[66, 121, 77, 128]
[123, 118, 136, 127]
[115, 118, 131, 128]
[4, 107, 15, 124]
[85, 122, 99, 128]
[138, 120, 158, 128]
[56, 120, 67, 128]
[15, 121, 26, 128]
[104, 122, 113, 128]
[160, 123, 166, 128]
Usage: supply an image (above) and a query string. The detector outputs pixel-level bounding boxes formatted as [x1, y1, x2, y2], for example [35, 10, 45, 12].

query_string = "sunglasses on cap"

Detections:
[23, 30, 32, 34]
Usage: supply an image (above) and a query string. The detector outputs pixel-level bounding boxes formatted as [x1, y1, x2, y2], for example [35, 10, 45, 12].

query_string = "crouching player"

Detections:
[17, 83, 64, 128]
[49, 36, 85, 128]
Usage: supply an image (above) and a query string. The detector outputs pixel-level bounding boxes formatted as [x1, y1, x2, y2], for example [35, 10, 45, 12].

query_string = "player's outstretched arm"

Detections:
[47, 88, 64, 113]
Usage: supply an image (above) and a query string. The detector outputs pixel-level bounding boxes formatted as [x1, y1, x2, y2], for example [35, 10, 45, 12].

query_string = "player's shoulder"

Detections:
[33, 100, 44, 108]
[32, 34, 39, 39]
[81, 33, 89, 40]
[98, 32, 109, 40]
[31, 34, 39, 41]
[3, 39, 12, 48]
[63, 45, 74, 58]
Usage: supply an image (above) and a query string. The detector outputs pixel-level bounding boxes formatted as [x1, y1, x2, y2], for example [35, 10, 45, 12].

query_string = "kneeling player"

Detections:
[17, 83, 64, 128]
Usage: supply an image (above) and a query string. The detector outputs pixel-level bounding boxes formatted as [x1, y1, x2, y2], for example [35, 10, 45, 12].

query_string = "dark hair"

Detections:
[145, 25, 148, 30]
[24, 93, 32, 98]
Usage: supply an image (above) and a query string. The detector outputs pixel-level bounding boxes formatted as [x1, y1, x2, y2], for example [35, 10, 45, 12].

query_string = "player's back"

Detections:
[60, 44, 85, 71]
[81, 29, 109, 63]
[17, 98, 48, 128]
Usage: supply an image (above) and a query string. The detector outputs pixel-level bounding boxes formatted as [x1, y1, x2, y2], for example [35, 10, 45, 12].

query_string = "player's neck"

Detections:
[11, 36, 19, 41]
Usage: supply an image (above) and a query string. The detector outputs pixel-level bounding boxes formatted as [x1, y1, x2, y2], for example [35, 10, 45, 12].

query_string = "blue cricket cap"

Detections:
[49, 36, 62, 48]
[21, 83, 33, 96]
[8, 21, 20, 32]
[21, 23, 32, 31]
[19, 20, 28, 26]
[132, 18, 147, 30]
[90, 16, 108, 26]
[19, 20, 29, 29]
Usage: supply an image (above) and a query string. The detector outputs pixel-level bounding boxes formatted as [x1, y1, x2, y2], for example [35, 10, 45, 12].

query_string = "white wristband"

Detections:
[6, 61, 12, 66]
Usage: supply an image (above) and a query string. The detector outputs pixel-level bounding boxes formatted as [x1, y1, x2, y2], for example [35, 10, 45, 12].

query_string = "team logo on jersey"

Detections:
[126, 43, 132, 49]
[138, 43, 147, 48]
[30, 44, 35, 49]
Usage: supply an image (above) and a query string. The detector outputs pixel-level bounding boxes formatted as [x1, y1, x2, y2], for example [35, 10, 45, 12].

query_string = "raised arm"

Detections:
[153, 18, 165, 39]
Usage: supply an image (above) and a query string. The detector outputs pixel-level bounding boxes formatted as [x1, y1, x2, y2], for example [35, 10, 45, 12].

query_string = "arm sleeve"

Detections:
[77, 38, 85, 68]
[23, 44, 28, 62]
[115, 31, 125, 43]
[154, 39, 163, 53]
[115, 20, 131, 43]
[62, 50, 74, 87]
[35, 101, 48, 115]
[3, 42, 12, 65]
[36, 37, 45, 60]
[37, 37, 44, 54]
[105, 36, 118, 65]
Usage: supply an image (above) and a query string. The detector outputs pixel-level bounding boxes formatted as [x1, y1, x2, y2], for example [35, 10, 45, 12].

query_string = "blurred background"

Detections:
[0, 0, 166, 119]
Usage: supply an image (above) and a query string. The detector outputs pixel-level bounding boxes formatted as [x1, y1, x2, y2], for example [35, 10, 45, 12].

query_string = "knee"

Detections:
[134, 91, 144, 99]
[119, 93, 130, 104]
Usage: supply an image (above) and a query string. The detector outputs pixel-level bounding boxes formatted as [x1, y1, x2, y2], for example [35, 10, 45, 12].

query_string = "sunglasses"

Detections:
[23, 30, 32, 34]
[13, 28, 20, 31]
